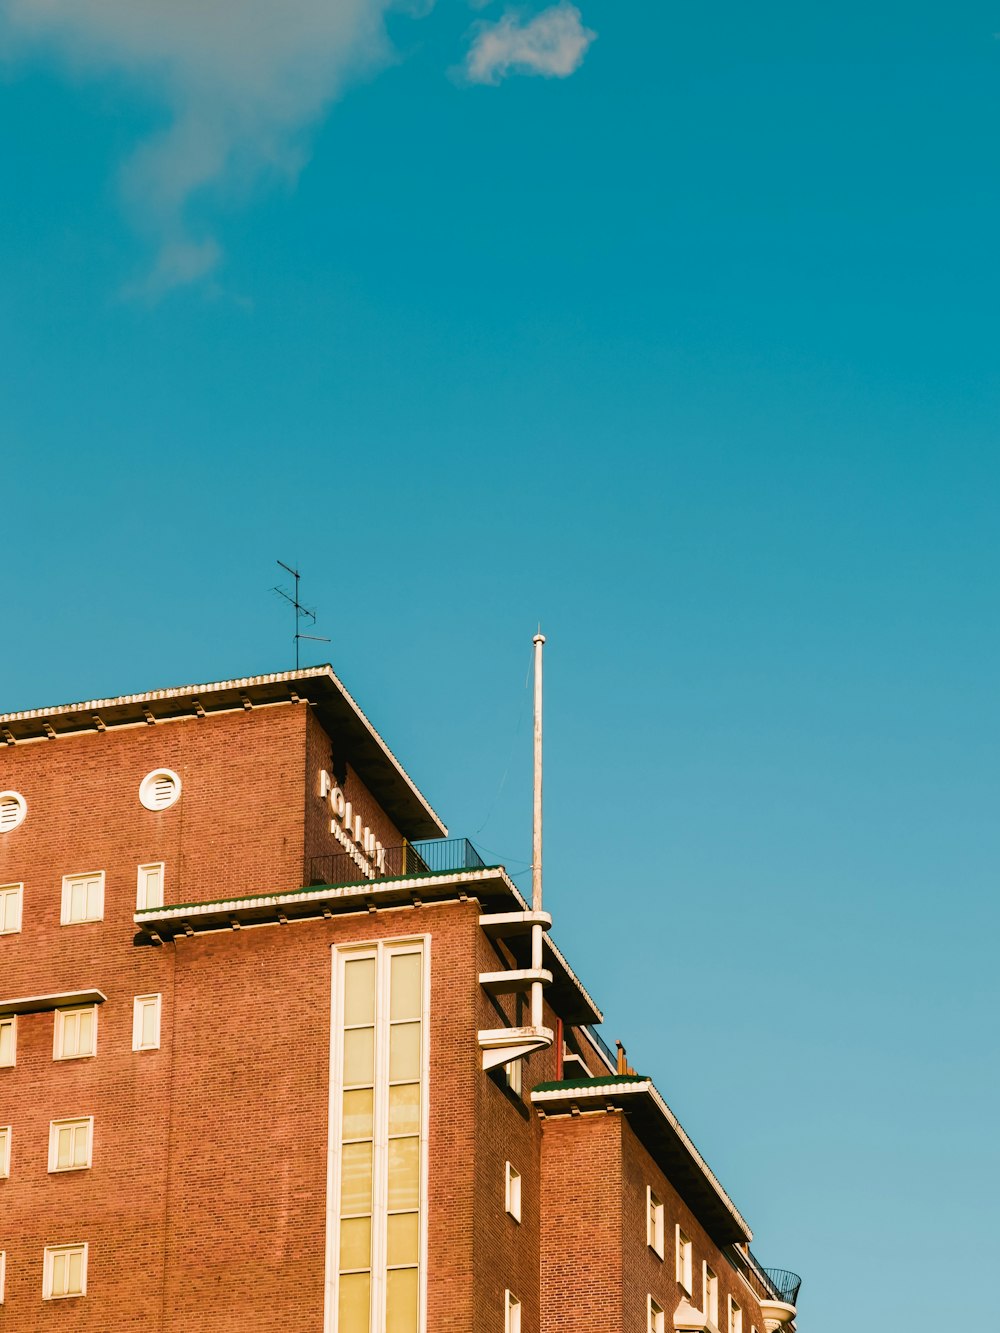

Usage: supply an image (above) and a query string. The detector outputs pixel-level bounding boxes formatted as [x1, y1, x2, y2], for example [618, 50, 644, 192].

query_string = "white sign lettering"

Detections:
[319, 770, 387, 877]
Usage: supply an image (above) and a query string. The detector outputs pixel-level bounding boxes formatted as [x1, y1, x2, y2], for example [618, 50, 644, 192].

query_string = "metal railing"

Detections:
[742, 1251, 801, 1307]
[307, 837, 485, 887]
[582, 1025, 619, 1073]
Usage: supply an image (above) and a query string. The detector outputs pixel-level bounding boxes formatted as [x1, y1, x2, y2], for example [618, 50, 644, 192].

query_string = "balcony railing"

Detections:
[742, 1250, 801, 1307]
[307, 837, 486, 887]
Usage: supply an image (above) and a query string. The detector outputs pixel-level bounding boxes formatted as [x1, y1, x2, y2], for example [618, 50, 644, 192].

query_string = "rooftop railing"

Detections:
[742, 1250, 802, 1307]
[307, 837, 486, 888]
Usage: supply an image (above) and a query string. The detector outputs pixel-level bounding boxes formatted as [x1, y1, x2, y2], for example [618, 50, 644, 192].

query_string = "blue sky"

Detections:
[3, 0, 1000, 1326]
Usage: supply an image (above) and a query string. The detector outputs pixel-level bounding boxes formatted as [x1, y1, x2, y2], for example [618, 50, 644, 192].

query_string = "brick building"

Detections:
[0, 665, 802, 1332]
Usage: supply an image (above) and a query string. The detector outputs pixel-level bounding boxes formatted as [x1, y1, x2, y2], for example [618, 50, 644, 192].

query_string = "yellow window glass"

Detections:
[385, 1266, 419, 1333]
[387, 1136, 419, 1211]
[388, 1083, 420, 1137]
[343, 1027, 375, 1087]
[388, 1023, 420, 1083]
[387, 1212, 419, 1267]
[338, 1272, 371, 1333]
[342, 1088, 374, 1141]
[341, 1141, 373, 1216]
[389, 952, 422, 1022]
[339, 1216, 372, 1272]
[344, 958, 377, 1027]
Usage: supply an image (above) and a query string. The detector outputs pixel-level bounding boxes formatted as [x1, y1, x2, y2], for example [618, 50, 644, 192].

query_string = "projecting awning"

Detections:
[0, 990, 107, 1017]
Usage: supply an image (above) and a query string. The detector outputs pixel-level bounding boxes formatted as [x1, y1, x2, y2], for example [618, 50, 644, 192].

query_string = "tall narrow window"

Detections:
[647, 1187, 664, 1257]
[48, 1119, 93, 1173]
[0, 1125, 10, 1177]
[648, 1296, 665, 1333]
[136, 863, 164, 911]
[61, 873, 104, 925]
[505, 1162, 522, 1223]
[0, 884, 22, 935]
[54, 1006, 97, 1061]
[704, 1265, 718, 1325]
[329, 940, 426, 1333]
[43, 1244, 87, 1299]
[505, 1290, 521, 1333]
[0, 1017, 15, 1068]
[133, 995, 162, 1051]
[676, 1227, 692, 1293]
[0, 1249, 6, 1303]
[728, 1296, 743, 1333]
[504, 1058, 522, 1095]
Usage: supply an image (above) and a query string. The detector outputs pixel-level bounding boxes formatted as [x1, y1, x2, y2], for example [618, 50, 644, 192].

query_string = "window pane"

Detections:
[68, 1251, 82, 1293]
[387, 1135, 420, 1211]
[73, 1126, 88, 1167]
[52, 1252, 67, 1295]
[388, 1083, 420, 1137]
[57, 1127, 72, 1168]
[339, 1216, 371, 1272]
[79, 1011, 94, 1055]
[0, 1023, 12, 1065]
[388, 1023, 420, 1083]
[385, 1266, 418, 1333]
[389, 953, 422, 1022]
[343, 958, 376, 1027]
[141, 1002, 157, 1048]
[342, 1088, 374, 1142]
[343, 1027, 374, 1087]
[387, 1212, 419, 1267]
[340, 1141, 373, 1216]
[338, 1272, 371, 1333]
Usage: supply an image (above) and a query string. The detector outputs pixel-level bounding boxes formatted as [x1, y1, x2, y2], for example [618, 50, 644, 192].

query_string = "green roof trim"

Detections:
[134, 867, 503, 916]
[533, 1075, 649, 1092]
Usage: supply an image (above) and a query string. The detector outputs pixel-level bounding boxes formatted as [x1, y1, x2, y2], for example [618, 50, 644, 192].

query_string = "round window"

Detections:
[0, 790, 27, 833]
[139, 769, 182, 811]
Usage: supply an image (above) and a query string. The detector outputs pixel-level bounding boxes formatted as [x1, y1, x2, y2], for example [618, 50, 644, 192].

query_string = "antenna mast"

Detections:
[273, 560, 329, 670]
[531, 630, 545, 1029]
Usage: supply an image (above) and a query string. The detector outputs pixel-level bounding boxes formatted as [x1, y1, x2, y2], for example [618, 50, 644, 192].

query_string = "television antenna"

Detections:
[272, 560, 329, 670]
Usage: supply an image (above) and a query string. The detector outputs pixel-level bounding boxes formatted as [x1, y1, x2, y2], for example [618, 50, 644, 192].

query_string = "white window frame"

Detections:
[60, 872, 104, 926]
[648, 1296, 665, 1333]
[703, 1262, 719, 1326]
[504, 1057, 522, 1095]
[0, 1125, 10, 1178]
[0, 1016, 15, 1068]
[675, 1226, 693, 1293]
[42, 1243, 88, 1299]
[53, 1005, 98, 1061]
[136, 862, 164, 911]
[505, 1161, 522, 1223]
[505, 1290, 521, 1333]
[0, 1249, 5, 1303]
[325, 936, 430, 1333]
[0, 883, 22, 935]
[48, 1118, 94, 1173]
[646, 1186, 664, 1258]
[728, 1295, 743, 1333]
[132, 994, 162, 1051]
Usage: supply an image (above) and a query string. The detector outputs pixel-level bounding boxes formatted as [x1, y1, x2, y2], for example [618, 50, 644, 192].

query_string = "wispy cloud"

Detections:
[0, 0, 399, 294]
[465, 3, 595, 86]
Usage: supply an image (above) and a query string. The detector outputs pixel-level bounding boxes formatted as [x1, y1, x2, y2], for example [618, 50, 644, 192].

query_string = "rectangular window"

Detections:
[676, 1227, 692, 1293]
[0, 1126, 10, 1177]
[704, 1264, 718, 1325]
[136, 863, 164, 911]
[505, 1290, 521, 1333]
[0, 883, 22, 935]
[505, 1162, 521, 1223]
[61, 873, 104, 925]
[48, 1118, 93, 1173]
[54, 1006, 97, 1061]
[728, 1297, 743, 1333]
[0, 1017, 15, 1068]
[647, 1187, 664, 1258]
[43, 1243, 88, 1299]
[133, 995, 162, 1051]
[504, 1058, 522, 1095]
[648, 1296, 665, 1333]
[329, 939, 427, 1333]
[0, 1250, 5, 1304]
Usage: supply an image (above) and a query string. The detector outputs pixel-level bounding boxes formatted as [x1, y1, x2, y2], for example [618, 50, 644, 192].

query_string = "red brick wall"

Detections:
[539, 1112, 624, 1333]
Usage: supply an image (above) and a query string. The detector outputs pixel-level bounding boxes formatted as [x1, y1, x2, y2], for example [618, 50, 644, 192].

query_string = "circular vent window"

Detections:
[0, 791, 27, 833]
[139, 769, 182, 812]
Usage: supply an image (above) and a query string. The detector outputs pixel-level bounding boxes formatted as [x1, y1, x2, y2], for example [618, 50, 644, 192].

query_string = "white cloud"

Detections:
[0, 0, 399, 292]
[465, 3, 595, 86]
